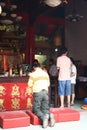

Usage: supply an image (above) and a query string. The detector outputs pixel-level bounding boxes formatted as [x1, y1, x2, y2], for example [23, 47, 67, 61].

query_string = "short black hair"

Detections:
[33, 59, 39, 64]
[33, 62, 40, 68]
[61, 47, 67, 55]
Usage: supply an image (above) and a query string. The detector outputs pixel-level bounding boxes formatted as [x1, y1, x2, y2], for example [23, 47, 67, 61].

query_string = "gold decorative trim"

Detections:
[11, 98, 20, 109]
[0, 85, 6, 96]
[0, 98, 4, 110]
[11, 84, 20, 97]
[26, 98, 32, 108]
[25, 86, 33, 96]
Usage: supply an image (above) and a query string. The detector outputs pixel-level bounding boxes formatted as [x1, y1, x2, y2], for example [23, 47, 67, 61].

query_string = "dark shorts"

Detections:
[71, 84, 75, 94]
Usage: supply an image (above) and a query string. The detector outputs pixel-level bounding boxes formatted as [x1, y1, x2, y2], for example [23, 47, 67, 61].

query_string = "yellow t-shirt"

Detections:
[28, 68, 50, 93]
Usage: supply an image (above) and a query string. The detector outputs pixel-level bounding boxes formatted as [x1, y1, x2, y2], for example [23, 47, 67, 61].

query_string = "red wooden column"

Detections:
[21, 13, 35, 65]
[26, 25, 35, 65]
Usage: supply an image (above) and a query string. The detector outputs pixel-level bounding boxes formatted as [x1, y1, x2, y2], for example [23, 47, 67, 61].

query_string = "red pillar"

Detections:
[26, 26, 35, 65]
[21, 13, 35, 65]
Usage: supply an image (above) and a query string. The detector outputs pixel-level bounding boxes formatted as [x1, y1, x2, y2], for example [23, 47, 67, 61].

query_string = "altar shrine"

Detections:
[0, 77, 33, 111]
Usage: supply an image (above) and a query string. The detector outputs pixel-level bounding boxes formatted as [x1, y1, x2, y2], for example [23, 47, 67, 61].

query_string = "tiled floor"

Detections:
[0, 100, 87, 130]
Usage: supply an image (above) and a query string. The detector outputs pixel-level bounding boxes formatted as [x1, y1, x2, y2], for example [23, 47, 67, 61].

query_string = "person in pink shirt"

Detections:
[57, 47, 72, 108]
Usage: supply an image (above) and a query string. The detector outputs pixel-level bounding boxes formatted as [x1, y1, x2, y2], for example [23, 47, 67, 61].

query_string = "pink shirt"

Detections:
[57, 55, 71, 80]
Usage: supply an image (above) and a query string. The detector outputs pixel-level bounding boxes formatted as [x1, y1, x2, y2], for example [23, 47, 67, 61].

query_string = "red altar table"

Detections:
[0, 76, 33, 111]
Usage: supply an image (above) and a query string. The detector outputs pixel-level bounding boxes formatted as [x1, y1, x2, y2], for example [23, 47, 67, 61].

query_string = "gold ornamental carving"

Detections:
[0, 98, 4, 110]
[11, 84, 20, 97]
[11, 98, 20, 109]
[25, 86, 33, 96]
[0, 85, 6, 96]
[27, 98, 32, 108]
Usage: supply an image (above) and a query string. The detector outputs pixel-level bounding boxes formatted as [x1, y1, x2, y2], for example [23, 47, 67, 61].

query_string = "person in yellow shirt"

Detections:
[28, 62, 55, 128]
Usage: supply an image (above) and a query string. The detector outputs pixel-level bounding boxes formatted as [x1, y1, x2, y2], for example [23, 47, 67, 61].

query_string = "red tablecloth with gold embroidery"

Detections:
[0, 77, 33, 111]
